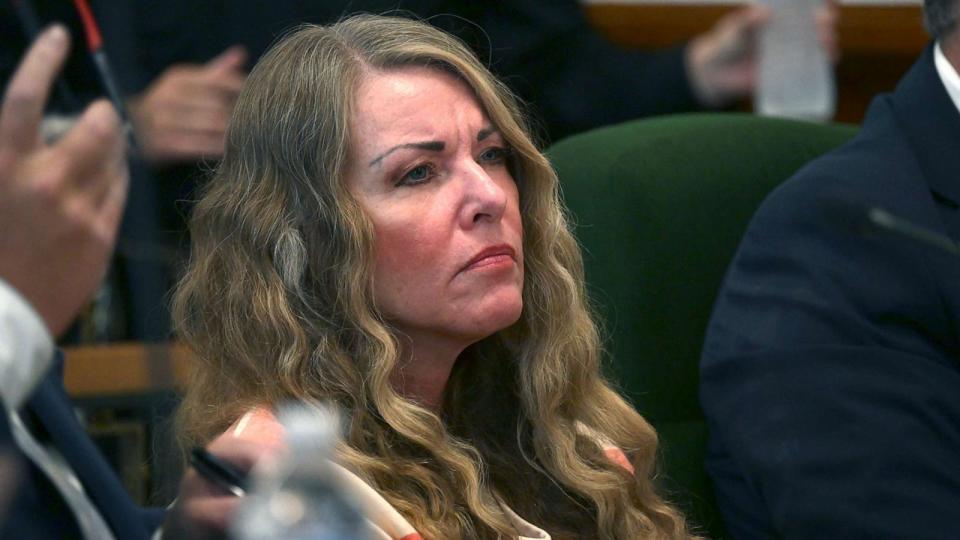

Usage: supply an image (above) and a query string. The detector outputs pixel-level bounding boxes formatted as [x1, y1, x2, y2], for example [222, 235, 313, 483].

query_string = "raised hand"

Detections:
[686, 2, 840, 107]
[0, 24, 128, 337]
[128, 46, 247, 164]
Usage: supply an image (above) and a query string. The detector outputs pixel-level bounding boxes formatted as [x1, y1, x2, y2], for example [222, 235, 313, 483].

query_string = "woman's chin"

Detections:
[462, 296, 524, 342]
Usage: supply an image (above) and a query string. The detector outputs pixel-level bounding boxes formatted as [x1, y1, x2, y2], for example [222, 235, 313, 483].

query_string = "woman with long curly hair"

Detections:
[172, 14, 693, 539]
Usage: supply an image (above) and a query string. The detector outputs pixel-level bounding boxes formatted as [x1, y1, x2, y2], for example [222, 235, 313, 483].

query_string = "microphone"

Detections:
[71, 0, 137, 150]
[819, 196, 960, 257]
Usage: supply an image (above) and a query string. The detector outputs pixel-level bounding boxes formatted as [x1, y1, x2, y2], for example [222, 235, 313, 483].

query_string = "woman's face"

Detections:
[346, 66, 524, 354]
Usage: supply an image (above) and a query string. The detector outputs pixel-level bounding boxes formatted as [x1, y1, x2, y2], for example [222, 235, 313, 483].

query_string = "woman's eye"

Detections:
[479, 146, 510, 164]
[397, 163, 435, 186]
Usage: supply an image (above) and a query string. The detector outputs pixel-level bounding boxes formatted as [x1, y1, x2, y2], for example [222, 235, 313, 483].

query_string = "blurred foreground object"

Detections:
[232, 405, 369, 540]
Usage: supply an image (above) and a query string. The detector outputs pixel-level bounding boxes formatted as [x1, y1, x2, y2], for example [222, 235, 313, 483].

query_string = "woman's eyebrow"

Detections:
[368, 126, 498, 167]
[369, 141, 445, 167]
[477, 126, 496, 141]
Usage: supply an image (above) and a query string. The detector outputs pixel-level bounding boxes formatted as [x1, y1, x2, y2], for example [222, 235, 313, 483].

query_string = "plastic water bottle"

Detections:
[755, 0, 835, 121]
[231, 404, 370, 540]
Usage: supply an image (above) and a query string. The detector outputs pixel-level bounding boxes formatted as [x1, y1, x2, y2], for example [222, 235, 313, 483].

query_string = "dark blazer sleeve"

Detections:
[20, 354, 160, 539]
[0, 407, 87, 539]
[700, 163, 960, 539]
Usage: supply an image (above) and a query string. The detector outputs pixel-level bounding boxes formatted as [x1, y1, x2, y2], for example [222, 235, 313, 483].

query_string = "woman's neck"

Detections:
[390, 335, 466, 412]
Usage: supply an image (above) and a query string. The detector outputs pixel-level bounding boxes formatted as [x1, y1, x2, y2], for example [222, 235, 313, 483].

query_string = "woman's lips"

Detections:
[461, 244, 516, 272]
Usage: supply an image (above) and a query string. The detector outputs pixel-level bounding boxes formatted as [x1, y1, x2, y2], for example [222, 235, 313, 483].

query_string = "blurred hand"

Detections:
[163, 432, 276, 540]
[686, 2, 840, 107]
[0, 25, 128, 337]
[128, 46, 246, 164]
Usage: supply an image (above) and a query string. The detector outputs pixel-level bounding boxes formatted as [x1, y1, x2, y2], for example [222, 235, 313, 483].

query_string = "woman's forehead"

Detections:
[350, 66, 490, 142]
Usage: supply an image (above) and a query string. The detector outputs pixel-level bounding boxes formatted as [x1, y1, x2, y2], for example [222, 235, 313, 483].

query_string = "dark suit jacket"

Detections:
[700, 44, 960, 539]
[0, 355, 163, 539]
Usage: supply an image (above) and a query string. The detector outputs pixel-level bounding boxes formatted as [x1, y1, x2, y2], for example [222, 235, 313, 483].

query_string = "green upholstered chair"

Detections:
[546, 113, 858, 538]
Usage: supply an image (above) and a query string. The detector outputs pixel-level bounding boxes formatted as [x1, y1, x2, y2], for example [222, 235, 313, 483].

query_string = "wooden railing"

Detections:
[63, 342, 194, 397]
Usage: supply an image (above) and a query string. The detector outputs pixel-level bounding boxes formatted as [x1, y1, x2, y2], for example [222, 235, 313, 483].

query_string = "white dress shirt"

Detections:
[934, 42, 960, 117]
[0, 278, 54, 410]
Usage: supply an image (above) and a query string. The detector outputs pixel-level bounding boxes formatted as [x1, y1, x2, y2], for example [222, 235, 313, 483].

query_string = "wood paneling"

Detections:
[63, 342, 194, 397]
[585, 4, 928, 122]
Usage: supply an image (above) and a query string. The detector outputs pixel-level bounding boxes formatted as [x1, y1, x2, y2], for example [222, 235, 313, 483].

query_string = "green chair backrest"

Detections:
[546, 113, 858, 538]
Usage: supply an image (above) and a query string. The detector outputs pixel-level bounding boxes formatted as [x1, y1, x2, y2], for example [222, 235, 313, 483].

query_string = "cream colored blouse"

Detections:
[229, 409, 632, 540]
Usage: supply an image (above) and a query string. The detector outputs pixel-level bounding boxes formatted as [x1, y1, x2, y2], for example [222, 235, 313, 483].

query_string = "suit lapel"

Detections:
[889, 43, 960, 242]
[25, 355, 149, 540]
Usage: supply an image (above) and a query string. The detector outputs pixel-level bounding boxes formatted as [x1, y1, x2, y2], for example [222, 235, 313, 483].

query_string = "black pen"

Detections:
[190, 447, 249, 497]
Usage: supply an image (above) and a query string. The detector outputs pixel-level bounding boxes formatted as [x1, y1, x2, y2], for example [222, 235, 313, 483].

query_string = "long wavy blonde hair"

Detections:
[173, 14, 692, 539]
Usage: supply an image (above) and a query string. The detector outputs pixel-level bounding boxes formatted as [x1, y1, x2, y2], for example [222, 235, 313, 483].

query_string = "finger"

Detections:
[815, 4, 841, 60]
[167, 118, 227, 138]
[726, 5, 770, 35]
[815, 2, 840, 28]
[202, 73, 246, 97]
[181, 497, 241, 533]
[155, 132, 226, 160]
[145, 104, 228, 138]
[176, 74, 244, 102]
[0, 25, 70, 153]
[164, 103, 233, 133]
[179, 469, 237, 499]
[169, 120, 226, 139]
[205, 435, 280, 472]
[163, 91, 238, 115]
[708, 5, 769, 61]
[54, 100, 123, 198]
[205, 45, 247, 76]
[824, 0, 841, 18]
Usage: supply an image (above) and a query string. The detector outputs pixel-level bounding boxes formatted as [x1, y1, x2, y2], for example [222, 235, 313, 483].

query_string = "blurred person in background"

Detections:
[0, 24, 270, 540]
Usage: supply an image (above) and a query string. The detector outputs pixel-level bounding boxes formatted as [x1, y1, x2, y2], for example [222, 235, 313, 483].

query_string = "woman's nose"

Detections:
[460, 161, 508, 228]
